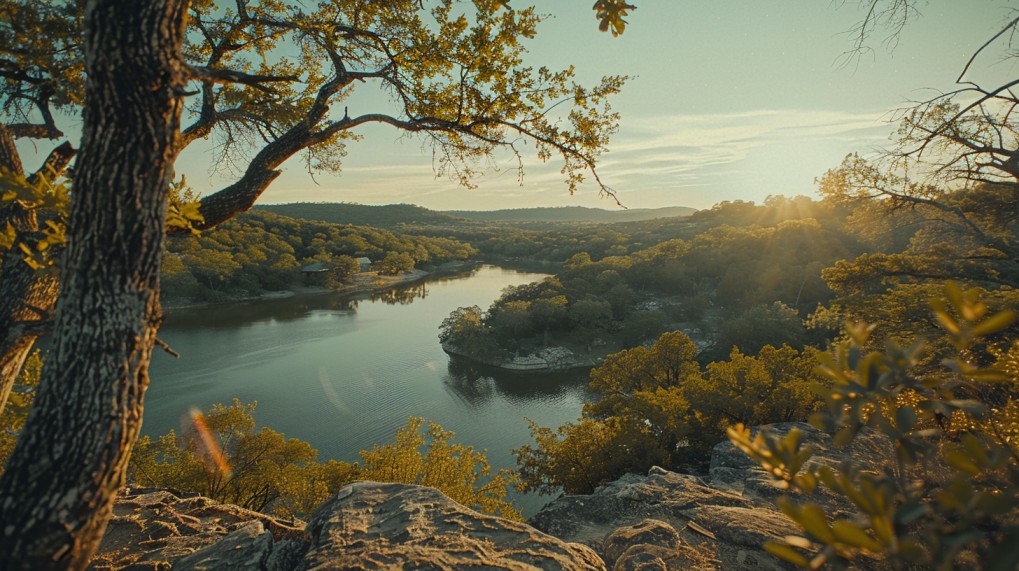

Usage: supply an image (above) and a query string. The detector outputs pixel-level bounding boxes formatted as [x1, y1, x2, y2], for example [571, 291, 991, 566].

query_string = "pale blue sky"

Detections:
[22, 1, 1017, 211]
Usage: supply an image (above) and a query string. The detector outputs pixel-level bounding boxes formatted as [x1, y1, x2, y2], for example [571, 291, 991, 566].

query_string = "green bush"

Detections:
[129, 402, 520, 520]
[730, 283, 1018, 569]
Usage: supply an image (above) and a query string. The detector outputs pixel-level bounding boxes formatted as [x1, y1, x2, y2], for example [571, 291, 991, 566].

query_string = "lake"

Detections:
[145, 265, 590, 515]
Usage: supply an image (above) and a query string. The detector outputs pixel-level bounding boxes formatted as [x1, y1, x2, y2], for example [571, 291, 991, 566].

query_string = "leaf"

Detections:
[832, 520, 882, 552]
[895, 406, 916, 432]
[764, 542, 811, 567]
[971, 310, 1016, 337]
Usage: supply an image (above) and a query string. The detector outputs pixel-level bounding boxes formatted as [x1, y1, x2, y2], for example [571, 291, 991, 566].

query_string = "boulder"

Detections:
[299, 481, 605, 570]
[603, 519, 681, 564]
[530, 422, 893, 570]
[709, 422, 893, 513]
[89, 488, 303, 571]
[173, 521, 272, 570]
[94, 483, 604, 571]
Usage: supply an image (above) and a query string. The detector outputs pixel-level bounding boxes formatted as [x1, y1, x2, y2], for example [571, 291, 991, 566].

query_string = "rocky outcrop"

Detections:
[89, 488, 304, 571]
[528, 422, 893, 570]
[301, 481, 604, 570]
[443, 342, 599, 372]
[91, 483, 603, 570]
[528, 467, 788, 570]
[92, 423, 891, 570]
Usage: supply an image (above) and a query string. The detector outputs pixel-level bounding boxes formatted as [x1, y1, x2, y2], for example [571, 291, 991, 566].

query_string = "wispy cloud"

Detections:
[251, 108, 897, 210]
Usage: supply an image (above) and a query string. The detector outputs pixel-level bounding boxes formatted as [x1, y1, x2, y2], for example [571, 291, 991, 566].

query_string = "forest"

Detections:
[160, 210, 478, 303]
[1, 0, 1018, 569]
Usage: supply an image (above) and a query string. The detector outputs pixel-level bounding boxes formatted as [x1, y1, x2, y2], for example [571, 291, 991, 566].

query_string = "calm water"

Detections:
[145, 265, 590, 515]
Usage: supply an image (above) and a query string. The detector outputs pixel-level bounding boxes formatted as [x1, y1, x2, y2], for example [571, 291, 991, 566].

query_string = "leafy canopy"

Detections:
[129, 402, 521, 520]
[730, 283, 1019, 569]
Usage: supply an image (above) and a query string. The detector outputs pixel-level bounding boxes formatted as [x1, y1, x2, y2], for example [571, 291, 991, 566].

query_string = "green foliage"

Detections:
[129, 403, 520, 520]
[376, 251, 416, 275]
[357, 417, 521, 520]
[0, 350, 42, 475]
[130, 399, 328, 518]
[514, 331, 823, 494]
[593, 0, 636, 36]
[729, 283, 1019, 570]
[325, 254, 361, 288]
[162, 210, 477, 302]
[683, 345, 822, 454]
[165, 176, 205, 236]
[441, 197, 857, 365]
[515, 416, 666, 496]
[709, 301, 808, 360]
[0, 168, 70, 270]
[0, 0, 85, 114]
[438, 305, 505, 361]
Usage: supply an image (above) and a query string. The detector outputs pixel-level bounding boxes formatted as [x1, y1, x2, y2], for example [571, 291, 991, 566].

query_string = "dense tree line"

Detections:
[162, 210, 477, 302]
[439, 196, 861, 363]
[514, 333, 824, 494]
[0, 0, 626, 564]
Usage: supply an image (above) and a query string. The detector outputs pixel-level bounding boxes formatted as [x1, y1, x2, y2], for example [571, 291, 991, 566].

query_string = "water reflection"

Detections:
[443, 355, 592, 407]
[146, 265, 586, 517]
[369, 282, 429, 305]
[164, 296, 359, 329]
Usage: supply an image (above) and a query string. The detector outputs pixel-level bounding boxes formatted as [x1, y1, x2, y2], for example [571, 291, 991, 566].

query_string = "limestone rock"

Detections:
[173, 521, 272, 570]
[530, 422, 895, 570]
[709, 422, 893, 513]
[299, 481, 606, 570]
[603, 519, 681, 564]
[613, 544, 696, 571]
[89, 488, 303, 571]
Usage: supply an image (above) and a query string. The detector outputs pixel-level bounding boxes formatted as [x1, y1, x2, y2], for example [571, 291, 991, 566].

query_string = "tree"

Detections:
[130, 399, 328, 518]
[325, 254, 360, 288]
[515, 415, 666, 495]
[130, 405, 521, 520]
[682, 344, 821, 454]
[730, 284, 1019, 569]
[516, 332, 826, 493]
[0, 1, 188, 568]
[376, 251, 415, 275]
[0, 0, 626, 409]
[710, 301, 808, 360]
[357, 417, 520, 520]
[0, 1, 626, 567]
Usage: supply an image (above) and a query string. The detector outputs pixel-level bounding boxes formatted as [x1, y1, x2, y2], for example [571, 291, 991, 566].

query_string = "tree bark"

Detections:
[0, 0, 187, 568]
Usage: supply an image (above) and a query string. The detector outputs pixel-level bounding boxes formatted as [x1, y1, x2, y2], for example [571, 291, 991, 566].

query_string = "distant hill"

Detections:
[254, 202, 465, 227]
[443, 205, 696, 223]
[255, 202, 697, 227]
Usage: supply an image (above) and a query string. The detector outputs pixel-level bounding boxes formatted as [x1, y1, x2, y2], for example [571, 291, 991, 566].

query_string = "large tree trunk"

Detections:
[0, 0, 187, 568]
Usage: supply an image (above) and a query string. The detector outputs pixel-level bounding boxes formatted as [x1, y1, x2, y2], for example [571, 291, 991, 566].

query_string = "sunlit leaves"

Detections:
[0, 350, 43, 475]
[358, 417, 521, 520]
[0, 0, 85, 116]
[129, 404, 521, 520]
[0, 167, 70, 270]
[731, 285, 1019, 569]
[593, 0, 635, 37]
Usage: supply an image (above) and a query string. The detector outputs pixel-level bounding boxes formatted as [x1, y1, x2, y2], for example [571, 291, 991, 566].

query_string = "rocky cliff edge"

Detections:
[90, 423, 891, 570]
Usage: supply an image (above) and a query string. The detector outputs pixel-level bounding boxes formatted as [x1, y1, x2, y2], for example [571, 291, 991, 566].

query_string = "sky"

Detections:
[21, 1, 1018, 212]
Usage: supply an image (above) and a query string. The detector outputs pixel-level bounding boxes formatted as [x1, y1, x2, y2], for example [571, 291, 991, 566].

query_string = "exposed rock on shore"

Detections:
[91, 423, 891, 570]
[91, 483, 602, 570]
[443, 342, 599, 372]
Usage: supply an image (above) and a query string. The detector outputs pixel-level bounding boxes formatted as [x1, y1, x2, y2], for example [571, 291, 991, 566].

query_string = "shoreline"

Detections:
[162, 261, 478, 311]
[441, 342, 600, 373]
